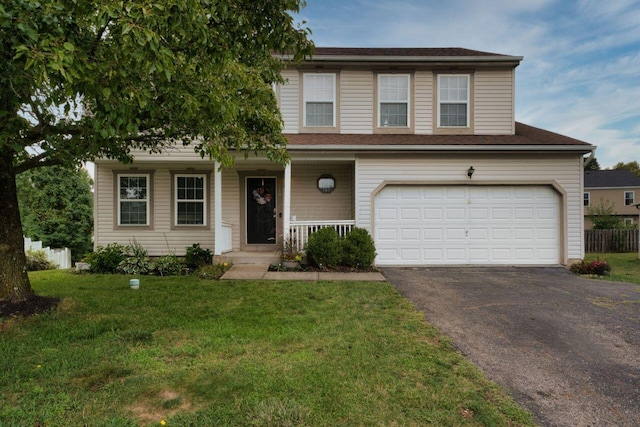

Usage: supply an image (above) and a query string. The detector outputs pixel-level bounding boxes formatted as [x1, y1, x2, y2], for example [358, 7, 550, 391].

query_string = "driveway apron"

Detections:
[383, 267, 640, 427]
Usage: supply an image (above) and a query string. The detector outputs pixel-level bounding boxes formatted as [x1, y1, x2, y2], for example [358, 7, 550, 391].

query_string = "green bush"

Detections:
[155, 253, 183, 276]
[342, 227, 377, 269]
[305, 227, 342, 269]
[117, 241, 153, 275]
[25, 249, 56, 271]
[185, 243, 212, 270]
[85, 243, 126, 273]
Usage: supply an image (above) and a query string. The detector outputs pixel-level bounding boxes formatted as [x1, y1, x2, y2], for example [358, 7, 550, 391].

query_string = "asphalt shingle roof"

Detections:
[584, 170, 640, 188]
[310, 47, 510, 58]
[285, 122, 592, 148]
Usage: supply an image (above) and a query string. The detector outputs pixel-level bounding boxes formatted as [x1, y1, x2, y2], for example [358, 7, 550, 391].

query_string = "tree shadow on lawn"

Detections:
[0, 295, 60, 319]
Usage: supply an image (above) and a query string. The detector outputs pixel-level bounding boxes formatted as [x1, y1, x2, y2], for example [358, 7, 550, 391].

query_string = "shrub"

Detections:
[25, 249, 56, 271]
[117, 241, 153, 275]
[305, 227, 342, 269]
[85, 243, 126, 273]
[570, 259, 611, 276]
[198, 262, 232, 280]
[342, 227, 377, 269]
[154, 253, 183, 276]
[185, 243, 212, 270]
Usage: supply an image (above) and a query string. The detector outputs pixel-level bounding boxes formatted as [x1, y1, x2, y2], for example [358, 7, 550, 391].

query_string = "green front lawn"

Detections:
[585, 252, 640, 284]
[1, 271, 535, 426]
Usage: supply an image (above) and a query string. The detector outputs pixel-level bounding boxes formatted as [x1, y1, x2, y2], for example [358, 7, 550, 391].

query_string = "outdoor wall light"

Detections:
[317, 174, 336, 193]
[467, 166, 475, 179]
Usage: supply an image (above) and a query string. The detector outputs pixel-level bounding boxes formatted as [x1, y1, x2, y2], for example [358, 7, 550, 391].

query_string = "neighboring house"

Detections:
[584, 170, 640, 229]
[93, 47, 594, 266]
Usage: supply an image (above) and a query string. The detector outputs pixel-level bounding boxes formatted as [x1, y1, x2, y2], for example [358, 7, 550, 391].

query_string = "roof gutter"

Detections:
[286, 144, 594, 153]
[276, 54, 523, 63]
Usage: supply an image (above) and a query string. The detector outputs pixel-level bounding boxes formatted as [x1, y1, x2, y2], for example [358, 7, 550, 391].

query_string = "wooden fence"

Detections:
[584, 229, 638, 253]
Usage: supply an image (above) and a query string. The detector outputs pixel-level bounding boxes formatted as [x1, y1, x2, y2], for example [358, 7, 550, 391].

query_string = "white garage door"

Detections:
[374, 185, 560, 265]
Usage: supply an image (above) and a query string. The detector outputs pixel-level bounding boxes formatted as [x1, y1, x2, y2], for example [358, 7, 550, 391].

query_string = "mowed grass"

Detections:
[1, 271, 535, 426]
[585, 252, 640, 285]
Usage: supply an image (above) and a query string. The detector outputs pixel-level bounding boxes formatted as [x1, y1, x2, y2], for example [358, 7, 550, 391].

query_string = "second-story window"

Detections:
[438, 75, 470, 127]
[378, 74, 410, 127]
[303, 73, 335, 127]
[625, 191, 634, 206]
[583, 192, 590, 207]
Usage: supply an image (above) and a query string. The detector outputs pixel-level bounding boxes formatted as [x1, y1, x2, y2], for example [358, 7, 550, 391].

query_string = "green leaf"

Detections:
[63, 42, 74, 51]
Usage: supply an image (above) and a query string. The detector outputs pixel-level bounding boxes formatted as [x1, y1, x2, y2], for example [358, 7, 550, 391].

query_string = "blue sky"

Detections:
[294, 0, 640, 168]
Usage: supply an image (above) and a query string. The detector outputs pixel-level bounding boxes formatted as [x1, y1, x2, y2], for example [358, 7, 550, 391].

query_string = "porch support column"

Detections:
[214, 161, 223, 255]
[283, 161, 291, 242]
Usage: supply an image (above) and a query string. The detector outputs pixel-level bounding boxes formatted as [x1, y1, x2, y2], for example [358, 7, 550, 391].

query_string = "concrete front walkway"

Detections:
[221, 263, 386, 281]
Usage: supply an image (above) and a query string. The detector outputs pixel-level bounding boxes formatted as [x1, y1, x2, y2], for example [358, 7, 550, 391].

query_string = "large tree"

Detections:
[0, 0, 313, 301]
[17, 165, 94, 262]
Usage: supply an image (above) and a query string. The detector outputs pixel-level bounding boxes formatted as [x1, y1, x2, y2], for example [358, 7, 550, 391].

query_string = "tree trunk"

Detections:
[0, 152, 33, 301]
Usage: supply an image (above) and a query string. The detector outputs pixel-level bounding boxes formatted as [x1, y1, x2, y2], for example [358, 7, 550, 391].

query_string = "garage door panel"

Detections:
[375, 185, 560, 265]
[446, 208, 466, 220]
[423, 208, 444, 220]
[400, 208, 420, 219]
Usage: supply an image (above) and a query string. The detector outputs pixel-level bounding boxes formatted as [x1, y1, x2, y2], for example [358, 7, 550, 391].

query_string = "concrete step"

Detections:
[214, 251, 280, 265]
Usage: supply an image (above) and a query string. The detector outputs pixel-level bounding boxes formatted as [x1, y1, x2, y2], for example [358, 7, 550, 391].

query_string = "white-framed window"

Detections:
[438, 74, 470, 127]
[624, 218, 634, 226]
[378, 74, 410, 127]
[175, 174, 207, 225]
[624, 191, 634, 206]
[583, 192, 590, 207]
[118, 174, 149, 226]
[303, 73, 335, 127]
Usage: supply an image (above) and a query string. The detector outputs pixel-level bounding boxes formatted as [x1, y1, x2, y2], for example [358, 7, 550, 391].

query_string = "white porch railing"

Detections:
[288, 220, 356, 252]
[219, 221, 233, 253]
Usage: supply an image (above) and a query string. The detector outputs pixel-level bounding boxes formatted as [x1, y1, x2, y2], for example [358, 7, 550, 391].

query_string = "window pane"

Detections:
[306, 102, 334, 126]
[120, 176, 147, 200]
[379, 76, 409, 102]
[440, 103, 467, 126]
[440, 76, 468, 102]
[177, 202, 204, 225]
[120, 201, 147, 225]
[380, 103, 408, 126]
[177, 176, 204, 200]
[304, 74, 334, 102]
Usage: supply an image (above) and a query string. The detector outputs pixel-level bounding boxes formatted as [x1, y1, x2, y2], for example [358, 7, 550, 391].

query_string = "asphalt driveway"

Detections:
[383, 267, 640, 427]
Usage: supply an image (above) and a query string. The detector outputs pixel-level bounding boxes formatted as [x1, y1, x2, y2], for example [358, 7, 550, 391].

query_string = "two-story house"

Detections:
[93, 47, 594, 266]
[584, 169, 640, 229]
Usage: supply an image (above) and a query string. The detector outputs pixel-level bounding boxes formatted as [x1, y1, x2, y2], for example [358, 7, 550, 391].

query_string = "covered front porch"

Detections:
[212, 156, 356, 258]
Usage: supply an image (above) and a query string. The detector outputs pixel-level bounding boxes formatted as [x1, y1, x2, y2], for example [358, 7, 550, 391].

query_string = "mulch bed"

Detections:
[0, 295, 60, 319]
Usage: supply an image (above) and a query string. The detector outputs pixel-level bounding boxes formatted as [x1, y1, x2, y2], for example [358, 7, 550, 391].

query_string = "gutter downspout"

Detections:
[583, 150, 596, 168]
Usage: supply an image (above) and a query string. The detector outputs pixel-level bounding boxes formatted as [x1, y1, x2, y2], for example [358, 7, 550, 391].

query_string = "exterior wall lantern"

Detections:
[467, 166, 475, 179]
[317, 175, 336, 193]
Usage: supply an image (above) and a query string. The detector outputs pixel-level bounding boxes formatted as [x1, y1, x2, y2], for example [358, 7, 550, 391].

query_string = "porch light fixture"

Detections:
[317, 174, 336, 193]
[467, 166, 475, 179]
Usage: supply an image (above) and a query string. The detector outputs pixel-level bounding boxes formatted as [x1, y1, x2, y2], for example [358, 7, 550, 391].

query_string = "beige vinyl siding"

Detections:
[414, 71, 434, 134]
[340, 70, 373, 134]
[128, 145, 204, 162]
[290, 163, 354, 221]
[355, 153, 584, 263]
[94, 163, 215, 256]
[280, 68, 299, 133]
[474, 70, 514, 135]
